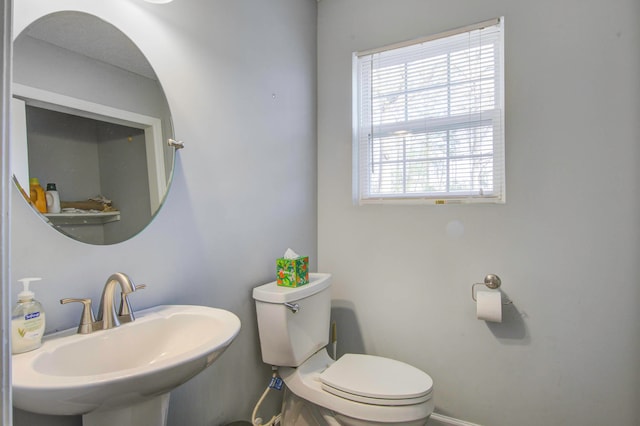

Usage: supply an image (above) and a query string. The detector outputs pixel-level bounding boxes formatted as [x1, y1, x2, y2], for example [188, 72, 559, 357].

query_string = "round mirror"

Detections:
[12, 11, 176, 245]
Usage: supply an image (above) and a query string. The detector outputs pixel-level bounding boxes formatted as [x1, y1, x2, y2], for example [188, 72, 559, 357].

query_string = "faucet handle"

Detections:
[118, 284, 146, 323]
[60, 298, 97, 334]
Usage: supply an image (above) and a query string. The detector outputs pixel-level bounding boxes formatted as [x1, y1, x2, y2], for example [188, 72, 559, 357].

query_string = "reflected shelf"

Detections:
[43, 211, 121, 226]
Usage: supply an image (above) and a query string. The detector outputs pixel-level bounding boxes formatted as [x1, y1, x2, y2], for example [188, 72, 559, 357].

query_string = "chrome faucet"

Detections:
[61, 272, 145, 334]
[97, 272, 138, 330]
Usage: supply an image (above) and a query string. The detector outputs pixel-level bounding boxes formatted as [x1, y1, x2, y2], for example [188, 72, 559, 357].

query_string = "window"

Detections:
[353, 18, 505, 204]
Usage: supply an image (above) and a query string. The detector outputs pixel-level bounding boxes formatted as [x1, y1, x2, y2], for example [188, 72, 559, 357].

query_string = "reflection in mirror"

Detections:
[12, 11, 175, 245]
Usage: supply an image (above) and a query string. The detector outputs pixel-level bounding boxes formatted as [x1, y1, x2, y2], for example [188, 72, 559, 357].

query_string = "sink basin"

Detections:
[12, 304, 240, 424]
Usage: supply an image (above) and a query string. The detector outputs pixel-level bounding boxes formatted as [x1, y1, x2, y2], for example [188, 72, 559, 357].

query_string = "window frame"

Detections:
[352, 18, 505, 205]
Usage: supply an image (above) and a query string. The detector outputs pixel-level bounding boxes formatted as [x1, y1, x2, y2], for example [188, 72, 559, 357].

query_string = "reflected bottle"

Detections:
[45, 183, 61, 214]
[29, 178, 47, 213]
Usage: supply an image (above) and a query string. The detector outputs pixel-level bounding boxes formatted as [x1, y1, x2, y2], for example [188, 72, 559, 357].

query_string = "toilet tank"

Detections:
[253, 273, 331, 367]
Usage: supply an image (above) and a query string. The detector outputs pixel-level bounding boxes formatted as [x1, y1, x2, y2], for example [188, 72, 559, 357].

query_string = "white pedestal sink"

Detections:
[12, 305, 241, 426]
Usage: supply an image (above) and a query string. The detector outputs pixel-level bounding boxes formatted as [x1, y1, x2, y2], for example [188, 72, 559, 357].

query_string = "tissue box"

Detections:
[277, 256, 309, 287]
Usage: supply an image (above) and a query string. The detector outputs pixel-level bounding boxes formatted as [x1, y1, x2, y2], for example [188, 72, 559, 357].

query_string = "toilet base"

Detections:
[280, 388, 430, 426]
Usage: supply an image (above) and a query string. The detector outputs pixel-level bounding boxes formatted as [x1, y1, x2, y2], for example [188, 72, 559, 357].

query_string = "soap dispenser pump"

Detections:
[11, 277, 46, 354]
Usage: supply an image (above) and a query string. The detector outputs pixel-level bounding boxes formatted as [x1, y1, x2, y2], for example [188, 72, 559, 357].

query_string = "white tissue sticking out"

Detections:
[283, 248, 300, 259]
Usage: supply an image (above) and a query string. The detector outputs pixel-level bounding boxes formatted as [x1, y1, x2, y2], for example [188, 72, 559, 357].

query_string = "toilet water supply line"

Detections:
[331, 321, 337, 360]
[252, 370, 283, 426]
[251, 323, 338, 425]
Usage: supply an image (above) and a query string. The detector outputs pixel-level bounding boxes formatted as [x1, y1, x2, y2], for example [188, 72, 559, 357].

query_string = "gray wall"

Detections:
[11, 0, 317, 425]
[318, 1, 640, 426]
[97, 123, 150, 245]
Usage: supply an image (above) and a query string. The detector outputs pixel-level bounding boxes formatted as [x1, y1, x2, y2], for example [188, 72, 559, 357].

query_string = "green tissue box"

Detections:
[277, 256, 309, 287]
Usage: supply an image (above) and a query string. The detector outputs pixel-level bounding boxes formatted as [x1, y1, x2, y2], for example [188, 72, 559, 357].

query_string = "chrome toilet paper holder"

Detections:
[471, 274, 512, 305]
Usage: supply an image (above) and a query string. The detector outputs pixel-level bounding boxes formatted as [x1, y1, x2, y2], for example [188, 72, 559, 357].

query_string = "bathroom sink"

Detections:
[12, 304, 241, 422]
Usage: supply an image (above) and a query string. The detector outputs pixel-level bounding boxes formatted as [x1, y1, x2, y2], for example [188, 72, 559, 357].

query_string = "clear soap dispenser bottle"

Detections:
[11, 277, 46, 354]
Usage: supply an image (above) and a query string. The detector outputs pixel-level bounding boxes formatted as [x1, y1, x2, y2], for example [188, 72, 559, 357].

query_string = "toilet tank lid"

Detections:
[253, 273, 331, 303]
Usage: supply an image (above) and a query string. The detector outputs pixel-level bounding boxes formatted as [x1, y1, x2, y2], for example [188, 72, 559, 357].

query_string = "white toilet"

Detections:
[253, 273, 434, 425]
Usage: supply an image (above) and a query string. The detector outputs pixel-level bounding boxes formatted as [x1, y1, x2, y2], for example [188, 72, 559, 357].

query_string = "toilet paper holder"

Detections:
[471, 274, 512, 305]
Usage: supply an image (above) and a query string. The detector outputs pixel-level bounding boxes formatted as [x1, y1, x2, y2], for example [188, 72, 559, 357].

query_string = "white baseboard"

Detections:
[429, 412, 484, 426]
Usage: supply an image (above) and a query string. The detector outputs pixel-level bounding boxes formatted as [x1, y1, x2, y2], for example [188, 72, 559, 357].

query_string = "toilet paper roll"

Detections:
[476, 290, 502, 323]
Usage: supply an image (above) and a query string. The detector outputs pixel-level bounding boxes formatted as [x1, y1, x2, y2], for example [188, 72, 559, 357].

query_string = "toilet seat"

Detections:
[320, 354, 433, 406]
[279, 349, 434, 424]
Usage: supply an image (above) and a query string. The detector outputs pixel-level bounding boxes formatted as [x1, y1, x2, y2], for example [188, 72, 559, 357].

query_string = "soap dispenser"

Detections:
[11, 277, 46, 354]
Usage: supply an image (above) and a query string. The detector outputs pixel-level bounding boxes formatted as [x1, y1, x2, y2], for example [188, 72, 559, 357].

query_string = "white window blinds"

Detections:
[353, 18, 505, 204]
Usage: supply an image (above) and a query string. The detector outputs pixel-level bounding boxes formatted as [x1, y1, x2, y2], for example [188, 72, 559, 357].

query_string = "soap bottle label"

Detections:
[12, 314, 45, 353]
[15, 312, 44, 339]
[25, 312, 41, 321]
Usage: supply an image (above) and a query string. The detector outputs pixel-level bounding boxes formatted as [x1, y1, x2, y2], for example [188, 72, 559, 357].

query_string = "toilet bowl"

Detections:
[253, 273, 434, 426]
[279, 349, 433, 425]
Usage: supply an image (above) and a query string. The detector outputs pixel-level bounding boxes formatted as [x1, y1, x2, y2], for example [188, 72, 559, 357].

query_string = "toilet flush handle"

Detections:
[284, 302, 299, 313]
